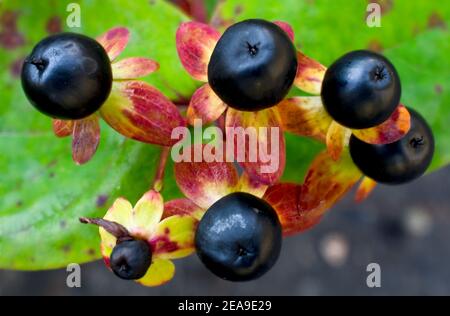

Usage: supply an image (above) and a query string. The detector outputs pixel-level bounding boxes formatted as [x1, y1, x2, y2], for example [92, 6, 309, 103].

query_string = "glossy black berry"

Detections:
[195, 192, 282, 281]
[110, 239, 152, 280]
[349, 108, 434, 184]
[21, 32, 112, 120]
[321, 50, 401, 129]
[208, 19, 297, 111]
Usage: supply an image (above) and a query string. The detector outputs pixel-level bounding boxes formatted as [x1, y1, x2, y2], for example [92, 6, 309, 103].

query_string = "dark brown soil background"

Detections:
[2, 166, 450, 296]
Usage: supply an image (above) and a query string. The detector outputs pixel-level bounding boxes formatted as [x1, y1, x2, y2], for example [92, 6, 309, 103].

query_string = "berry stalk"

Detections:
[79, 217, 132, 242]
[152, 146, 171, 192]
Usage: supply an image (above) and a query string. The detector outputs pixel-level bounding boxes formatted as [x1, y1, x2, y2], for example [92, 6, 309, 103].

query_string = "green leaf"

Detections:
[0, 0, 192, 270]
[385, 30, 450, 171]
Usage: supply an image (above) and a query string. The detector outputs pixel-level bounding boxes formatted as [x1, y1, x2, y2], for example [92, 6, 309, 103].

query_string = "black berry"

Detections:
[110, 239, 152, 280]
[21, 32, 112, 120]
[208, 19, 297, 111]
[349, 108, 434, 184]
[321, 50, 401, 129]
[195, 192, 282, 281]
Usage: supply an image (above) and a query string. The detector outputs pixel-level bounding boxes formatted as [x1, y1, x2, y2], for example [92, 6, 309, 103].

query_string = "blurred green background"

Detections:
[0, 0, 449, 295]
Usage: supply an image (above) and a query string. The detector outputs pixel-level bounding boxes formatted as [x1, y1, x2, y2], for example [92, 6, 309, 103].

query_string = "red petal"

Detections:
[100, 81, 186, 146]
[163, 198, 204, 220]
[187, 83, 227, 125]
[264, 183, 322, 236]
[96, 27, 129, 61]
[72, 115, 100, 165]
[277, 96, 332, 142]
[111, 57, 159, 80]
[273, 21, 295, 41]
[300, 151, 361, 216]
[295, 51, 327, 95]
[352, 105, 411, 144]
[53, 119, 73, 137]
[355, 177, 377, 203]
[176, 21, 220, 81]
[225, 108, 286, 185]
[174, 145, 239, 209]
[326, 121, 351, 161]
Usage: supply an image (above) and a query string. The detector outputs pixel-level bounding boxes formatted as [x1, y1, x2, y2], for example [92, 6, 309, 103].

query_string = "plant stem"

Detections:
[152, 146, 170, 192]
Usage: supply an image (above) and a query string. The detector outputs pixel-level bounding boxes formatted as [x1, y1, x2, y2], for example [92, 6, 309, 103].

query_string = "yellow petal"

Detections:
[99, 231, 115, 260]
[100, 197, 133, 258]
[103, 197, 133, 229]
[277, 96, 332, 142]
[326, 121, 351, 161]
[131, 190, 164, 238]
[136, 258, 175, 287]
[294, 51, 327, 95]
[355, 177, 377, 202]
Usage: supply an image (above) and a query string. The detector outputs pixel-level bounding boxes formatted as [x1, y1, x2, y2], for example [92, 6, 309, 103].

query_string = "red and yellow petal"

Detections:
[96, 27, 129, 61]
[238, 172, 268, 199]
[100, 81, 186, 146]
[273, 21, 295, 41]
[163, 198, 204, 220]
[150, 215, 197, 260]
[294, 51, 327, 95]
[263, 183, 322, 236]
[352, 105, 411, 144]
[136, 258, 175, 287]
[53, 119, 73, 137]
[300, 151, 362, 216]
[130, 190, 164, 239]
[277, 96, 332, 142]
[355, 177, 377, 203]
[326, 121, 351, 161]
[176, 21, 220, 82]
[187, 83, 227, 125]
[71, 115, 100, 165]
[225, 108, 286, 185]
[174, 144, 239, 209]
[111, 57, 159, 80]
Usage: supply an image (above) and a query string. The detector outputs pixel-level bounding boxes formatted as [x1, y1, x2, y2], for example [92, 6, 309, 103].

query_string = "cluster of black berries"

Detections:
[197, 21, 434, 282]
[208, 20, 434, 187]
[322, 50, 434, 184]
[21, 19, 434, 283]
[20, 21, 292, 282]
